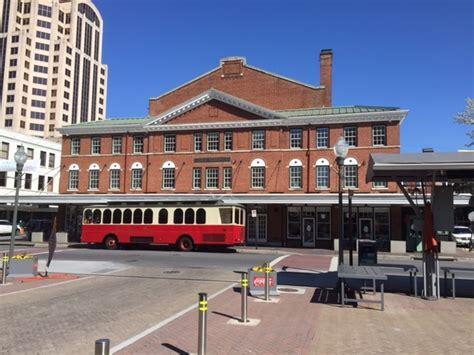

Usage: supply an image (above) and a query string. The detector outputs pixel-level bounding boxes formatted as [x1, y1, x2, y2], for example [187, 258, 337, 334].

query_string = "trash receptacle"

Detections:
[358, 239, 377, 265]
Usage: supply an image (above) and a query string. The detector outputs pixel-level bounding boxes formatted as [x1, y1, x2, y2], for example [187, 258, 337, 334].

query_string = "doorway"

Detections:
[302, 218, 315, 247]
[359, 218, 373, 240]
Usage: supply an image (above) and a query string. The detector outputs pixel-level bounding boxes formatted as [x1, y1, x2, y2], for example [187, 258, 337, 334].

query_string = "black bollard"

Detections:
[94, 338, 110, 355]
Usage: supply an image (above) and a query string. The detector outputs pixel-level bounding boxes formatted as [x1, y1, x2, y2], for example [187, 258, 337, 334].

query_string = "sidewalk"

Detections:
[113, 254, 473, 355]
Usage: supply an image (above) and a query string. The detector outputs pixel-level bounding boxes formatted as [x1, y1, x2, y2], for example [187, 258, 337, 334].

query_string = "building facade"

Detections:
[0, 0, 107, 138]
[0, 128, 60, 220]
[56, 51, 424, 249]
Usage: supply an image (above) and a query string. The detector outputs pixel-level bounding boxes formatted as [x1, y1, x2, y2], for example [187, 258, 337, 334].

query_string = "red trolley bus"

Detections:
[81, 204, 246, 251]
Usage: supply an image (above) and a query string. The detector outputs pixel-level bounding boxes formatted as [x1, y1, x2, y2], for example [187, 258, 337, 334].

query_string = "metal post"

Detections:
[337, 157, 344, 265]
[264, 263, 270, 301]
[94, 338, 110, 355]
[240, 272, 249, 323]
[198, 292, 208, 355]
[8, 168, 22, 273]
[348, 189, 353, 266]
[1, 253, 8, 284]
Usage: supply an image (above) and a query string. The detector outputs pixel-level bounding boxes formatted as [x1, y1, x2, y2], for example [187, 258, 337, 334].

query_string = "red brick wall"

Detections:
[149, 60, 328, 116]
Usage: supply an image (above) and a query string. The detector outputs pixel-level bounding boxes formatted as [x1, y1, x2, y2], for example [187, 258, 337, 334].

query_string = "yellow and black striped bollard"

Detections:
[264, 263, 271, 301]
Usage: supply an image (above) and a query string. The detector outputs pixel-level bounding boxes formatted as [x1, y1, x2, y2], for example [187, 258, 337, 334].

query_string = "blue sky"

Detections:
[94, 0, 473, 153]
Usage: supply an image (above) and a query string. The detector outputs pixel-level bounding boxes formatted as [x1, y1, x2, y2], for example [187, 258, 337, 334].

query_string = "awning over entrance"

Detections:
[366, 151, 474, 183]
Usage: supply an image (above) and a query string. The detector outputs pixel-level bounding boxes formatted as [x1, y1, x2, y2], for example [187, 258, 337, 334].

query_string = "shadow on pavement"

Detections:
[161, 343, 189, 355]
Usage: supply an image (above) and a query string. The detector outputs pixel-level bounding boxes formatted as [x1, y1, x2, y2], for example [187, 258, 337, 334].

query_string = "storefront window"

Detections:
[287, 207, 301, 239]
[316, 208, 331, 239]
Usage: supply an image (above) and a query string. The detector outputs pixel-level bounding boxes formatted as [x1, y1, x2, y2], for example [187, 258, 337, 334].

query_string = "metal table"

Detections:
[338, 265, 388, 311]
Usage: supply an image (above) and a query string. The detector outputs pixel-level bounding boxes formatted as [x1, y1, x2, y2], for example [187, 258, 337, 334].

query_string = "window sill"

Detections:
[87, 188, 99, 192]
[108, 188, 120, 191]
[316, 187, 330, 191]
[67, 189, 78, 192]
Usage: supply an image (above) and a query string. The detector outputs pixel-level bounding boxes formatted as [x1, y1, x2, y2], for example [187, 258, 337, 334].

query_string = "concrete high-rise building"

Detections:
[0, 0, 107, 138]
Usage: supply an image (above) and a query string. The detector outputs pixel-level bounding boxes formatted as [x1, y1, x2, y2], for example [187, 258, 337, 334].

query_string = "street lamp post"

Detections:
[334, 137, 349, 266]
[8, 145, 28, 272]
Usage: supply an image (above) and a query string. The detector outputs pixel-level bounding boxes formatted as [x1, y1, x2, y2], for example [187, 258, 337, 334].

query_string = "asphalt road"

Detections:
[0, 246, 282, 355]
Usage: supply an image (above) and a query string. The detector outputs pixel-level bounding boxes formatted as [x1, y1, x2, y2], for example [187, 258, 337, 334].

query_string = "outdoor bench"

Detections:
[440, 266, 474, 299]
[377, 263, 419, 297]
[338, 265, 388, 311]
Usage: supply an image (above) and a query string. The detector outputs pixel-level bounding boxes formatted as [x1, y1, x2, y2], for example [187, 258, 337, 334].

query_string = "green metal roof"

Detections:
[279, 105, 400, 118]
[68, 117, 152, 127]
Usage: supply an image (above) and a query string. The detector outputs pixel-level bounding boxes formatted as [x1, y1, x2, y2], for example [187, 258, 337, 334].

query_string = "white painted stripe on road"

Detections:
[329, 256, 338, 271]
[269, 254, 290, 268]
[111, 282, 238, 354]
[0, 267, 130, 298]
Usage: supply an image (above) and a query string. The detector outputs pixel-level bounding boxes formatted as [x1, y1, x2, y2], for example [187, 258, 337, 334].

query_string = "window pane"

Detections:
[174, 209, 183, 224]
[185, 208, 195, 224]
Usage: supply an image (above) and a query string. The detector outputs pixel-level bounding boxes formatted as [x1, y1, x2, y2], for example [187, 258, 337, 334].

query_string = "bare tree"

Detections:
[454, 98, 474, 147]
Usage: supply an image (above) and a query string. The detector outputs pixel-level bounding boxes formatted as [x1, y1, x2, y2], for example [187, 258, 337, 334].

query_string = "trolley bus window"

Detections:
[84, 209, 92, 224]
[174, 208, 183, 224]
[103, 209, 112, 224]
[185, 208, 195, 224]
[93, 209, 101, 224]
[133, 209, 143, 224]
[123, 209, 132, 224]
[234, 208, 239, 225]
[220, 208, 232, 224]
[240, 209, 244, 226]
[196, 208, 206, 224]
[159, 209, 168, 224]
[113, 209, 122, 224]
[144, 209, 153, 224]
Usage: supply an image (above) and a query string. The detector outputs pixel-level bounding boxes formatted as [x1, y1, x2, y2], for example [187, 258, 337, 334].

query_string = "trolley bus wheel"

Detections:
[104, 235, 119, 250]
[177, 236, 194, 252]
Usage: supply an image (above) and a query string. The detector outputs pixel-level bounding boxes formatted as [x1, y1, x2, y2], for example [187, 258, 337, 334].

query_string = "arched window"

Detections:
[109, 163, 121, 190]
[144, 209, 153, 224]
[68, 164, 79, 190]
[196, 208, 206, 224]
[162, 161, 175, 189]
[88, 163, 100, 190]
[343, 158, 358, 188]
[113, 209, 122, 224]
[92, 209, 101, 224]
[174, 208, 183, 224]
[131, 162, 143, 190]
[83, 209, 92, 224]
[289, 159, 303, 189]
[315, 158, 330, 189]
[158, 209, 168, 224]
[103, 209, 111, 224]
[133, 209, 143, 224]
[185, 208, 195, 224]
[250, 159, 265, 189]
[123, 209, 132, 224]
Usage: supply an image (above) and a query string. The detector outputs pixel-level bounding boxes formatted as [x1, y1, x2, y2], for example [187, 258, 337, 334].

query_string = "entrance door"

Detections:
[302, 218, 315, 247]
[359, 218, 373, 240]
[247, 214, 267, 243]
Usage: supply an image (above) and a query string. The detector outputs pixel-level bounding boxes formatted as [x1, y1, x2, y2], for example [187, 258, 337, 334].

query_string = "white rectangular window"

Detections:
[343, 127, 357, 147]
[316, 128, 329, 148]
[131, 169, 142, 189]
[206, 168, 219, 189]
[0, 142, 9, 159]
[68, 170, 79, 190]
[112, 136, 122, 154]
[373, 180, 388, 189]
[71, 138, 80, 155]
[290, 129, 303, 149]
[48, 153, 55, 168]
[223, 167, 232, 189]
[317, 165, 330, 188]
[40, 151, 46, 166]
[344, 165, 358, 188]
[162, 168, 175, 189]
[133, 136, 144, 153]
[89, 169, 99, 189]
[91, 137, 101, 154]
[164, 134, 176, 152]
[224, 132, 233, 151]
[193, 168, 201, 189]
[207, 132, 219, 151]
[251, 167, 265, 189]
[252, 130, 265, 150]
[372, 125, 386, 146]
[194, 133, 202, 152]
[289, 166, 302, 189]
[109, 169, 120, 189]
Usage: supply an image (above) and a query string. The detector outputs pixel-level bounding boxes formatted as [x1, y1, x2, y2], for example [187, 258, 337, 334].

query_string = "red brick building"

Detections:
[58, 50, 410, 249]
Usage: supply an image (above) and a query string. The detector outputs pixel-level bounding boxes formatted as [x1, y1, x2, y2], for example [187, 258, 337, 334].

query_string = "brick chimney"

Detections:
[319, 49, 333, 107]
